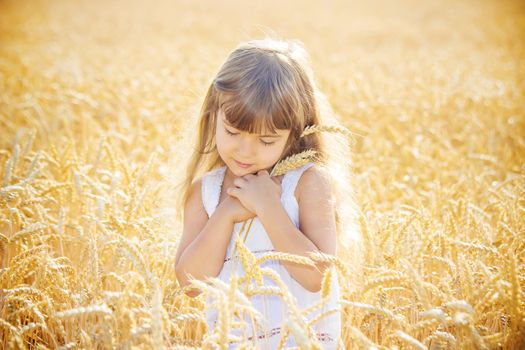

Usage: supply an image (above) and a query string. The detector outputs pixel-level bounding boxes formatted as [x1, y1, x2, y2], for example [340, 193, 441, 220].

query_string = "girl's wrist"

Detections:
[217, 201, 237, 224]
[254, 195, 280, 217]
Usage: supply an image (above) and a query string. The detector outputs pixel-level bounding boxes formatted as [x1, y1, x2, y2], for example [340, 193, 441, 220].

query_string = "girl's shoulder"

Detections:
[294, 163, 333, 204]
[188, 166, 225, 198]
[199, 166, 227, 203]
[194, 166, 226, 190]
[202, 165, 227, 178]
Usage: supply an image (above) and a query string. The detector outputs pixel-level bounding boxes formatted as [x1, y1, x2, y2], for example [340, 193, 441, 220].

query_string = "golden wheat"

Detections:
[254, 251, 317, 269]
[341, 300, 408, 328]
[320, 266, 333, 299]
[349, 326, 382, 349]
[423, 330, 457, 348]
[300, 124, 351, 138]
[270, 149, 318, 176]
[392, 330, 427, 350]
[243, 285, 283, 297]
[307, 307, 340, 328]
[8, 223, 49, 243]
[0, 319, 25, 349]
[54, 304, 112, 319]
[1, 0, 523, 348]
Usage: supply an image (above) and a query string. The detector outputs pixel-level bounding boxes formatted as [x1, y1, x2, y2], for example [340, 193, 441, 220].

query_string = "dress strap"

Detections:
[281, 162, 314, 200]
[201, 166, 227, 217]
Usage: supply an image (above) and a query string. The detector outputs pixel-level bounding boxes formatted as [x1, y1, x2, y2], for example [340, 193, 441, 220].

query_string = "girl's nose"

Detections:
[236, 136, 256, 157]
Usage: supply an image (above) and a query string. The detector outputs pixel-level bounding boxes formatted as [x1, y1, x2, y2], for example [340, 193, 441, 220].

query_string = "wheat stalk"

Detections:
[151, 280, 164, 350]
[3, 143, 19, 187]
[8, 223, 49, 243]
[300, 124, 351, 138]
[233, 233, 263, 286]
[393, 330, 427, 350]
[55, 304, 112, 319]
[254, 251, 317, 269]
[423, 330, 457, 348]
[418, 307, 447, 325]
[173, 312, 204, 323]
[284, 318, 322, 349]
[259, 267, 318, 341]
[269, 149, 317, 176]
[361, 274, 412, 294]
[0, 319, 25, 349]
[321, 266, 333, 299]
[243, 285, 283, 297]
[307, 307, 341, 329]
[341, 300, 408, 328]
[443, 300, 474, 314]
[349, 326, 380, 349]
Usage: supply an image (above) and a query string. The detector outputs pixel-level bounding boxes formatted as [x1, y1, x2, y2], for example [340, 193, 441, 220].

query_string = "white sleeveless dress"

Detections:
[201, 162, 343, 349]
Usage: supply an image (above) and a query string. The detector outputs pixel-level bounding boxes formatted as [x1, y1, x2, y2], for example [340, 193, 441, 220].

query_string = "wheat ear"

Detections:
[270, 149, 317, 176]
[300, 124, 351, 138]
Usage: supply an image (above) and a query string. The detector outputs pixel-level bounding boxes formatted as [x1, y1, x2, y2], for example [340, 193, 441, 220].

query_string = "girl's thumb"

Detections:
[228, 188, 239, 198]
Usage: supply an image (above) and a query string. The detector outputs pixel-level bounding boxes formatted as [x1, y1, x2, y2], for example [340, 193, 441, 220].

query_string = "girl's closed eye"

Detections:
[225, 128, 238, 136]
[225, 127, 275, 146]
[260, 139, 275, 146]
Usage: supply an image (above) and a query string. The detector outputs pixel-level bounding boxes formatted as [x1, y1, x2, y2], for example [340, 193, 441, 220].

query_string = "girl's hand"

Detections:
[226, 170, 282, 217]
[220, 195, 256, 223]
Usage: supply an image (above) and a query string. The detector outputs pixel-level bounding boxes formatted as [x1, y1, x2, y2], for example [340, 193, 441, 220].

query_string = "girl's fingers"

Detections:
[227, 187, 238, 197]
[233, 177, 246, 187]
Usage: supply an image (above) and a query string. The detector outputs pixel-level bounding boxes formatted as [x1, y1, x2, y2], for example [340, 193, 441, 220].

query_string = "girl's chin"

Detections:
[227, 161, 273, 176]
[230, 166, 260, 177]
[229, 166, 251, 176]
[234, 169, 256, 176]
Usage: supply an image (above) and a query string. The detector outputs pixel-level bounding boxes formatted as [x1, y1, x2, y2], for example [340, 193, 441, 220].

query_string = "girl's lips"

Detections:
[234, 159, 252, 168]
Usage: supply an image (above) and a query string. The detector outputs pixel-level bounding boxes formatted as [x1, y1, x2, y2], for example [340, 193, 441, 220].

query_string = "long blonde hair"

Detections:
[173, 37, 362, 268]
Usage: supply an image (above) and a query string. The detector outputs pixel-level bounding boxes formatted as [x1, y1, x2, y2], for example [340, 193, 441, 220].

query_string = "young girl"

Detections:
[174, 38, 362, 349]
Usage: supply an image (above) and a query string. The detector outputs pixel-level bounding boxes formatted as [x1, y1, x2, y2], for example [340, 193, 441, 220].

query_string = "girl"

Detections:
[174, 38, 362, 349]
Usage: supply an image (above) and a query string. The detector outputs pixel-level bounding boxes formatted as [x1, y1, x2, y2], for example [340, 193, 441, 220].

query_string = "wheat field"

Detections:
[1, 0, 524, 348]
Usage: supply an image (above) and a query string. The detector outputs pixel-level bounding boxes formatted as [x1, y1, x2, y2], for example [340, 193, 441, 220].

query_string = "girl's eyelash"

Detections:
[225, 128, 275, 146]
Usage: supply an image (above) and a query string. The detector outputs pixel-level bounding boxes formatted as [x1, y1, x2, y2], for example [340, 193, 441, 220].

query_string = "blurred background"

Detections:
[1, 0, 524, 348]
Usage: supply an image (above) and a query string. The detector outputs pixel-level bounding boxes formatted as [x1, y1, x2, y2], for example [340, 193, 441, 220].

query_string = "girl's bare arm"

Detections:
[257, 166, 336, 293]
[175, 179, 253, 297]
[174, 179, 234, 297]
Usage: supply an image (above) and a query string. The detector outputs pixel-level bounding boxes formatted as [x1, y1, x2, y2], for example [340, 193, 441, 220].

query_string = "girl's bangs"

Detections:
[218, 92, 293, 135]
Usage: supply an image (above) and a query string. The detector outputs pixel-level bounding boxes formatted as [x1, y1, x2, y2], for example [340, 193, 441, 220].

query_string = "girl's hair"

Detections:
[174, 37, 363, 270]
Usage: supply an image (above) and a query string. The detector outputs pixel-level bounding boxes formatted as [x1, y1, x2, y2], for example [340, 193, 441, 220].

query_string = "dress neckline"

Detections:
[217, 166, 227, 209]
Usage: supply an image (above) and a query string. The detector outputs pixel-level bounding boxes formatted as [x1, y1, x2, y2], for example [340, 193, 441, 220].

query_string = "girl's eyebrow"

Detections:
[222, 117, 282, 137]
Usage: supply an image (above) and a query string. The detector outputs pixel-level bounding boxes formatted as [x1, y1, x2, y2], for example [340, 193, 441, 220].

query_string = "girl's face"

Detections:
[215, 108, 291, 177]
